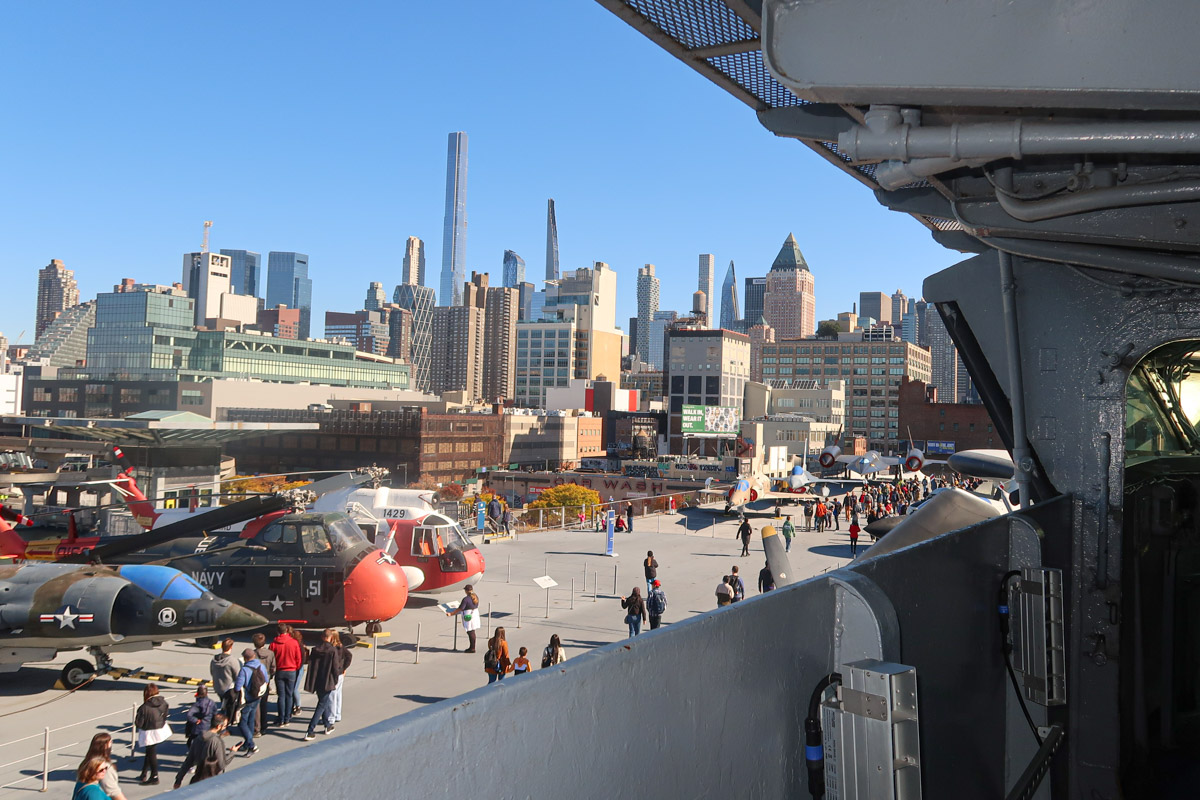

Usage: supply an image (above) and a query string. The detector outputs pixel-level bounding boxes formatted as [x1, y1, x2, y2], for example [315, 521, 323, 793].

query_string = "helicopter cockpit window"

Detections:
[299, 524, 332, 554]
[324, 515, 368, 553]
[1126, 341, 1200, 456]
[412, 526, 437, 557]
[260, 523, 283, 544]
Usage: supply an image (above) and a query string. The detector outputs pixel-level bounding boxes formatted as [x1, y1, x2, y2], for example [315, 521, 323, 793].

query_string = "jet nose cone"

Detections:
[215, 603, 269, 634]
[344, 550, 408, 623]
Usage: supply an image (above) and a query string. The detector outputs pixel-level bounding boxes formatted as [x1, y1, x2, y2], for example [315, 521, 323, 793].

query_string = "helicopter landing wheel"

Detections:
[60, 659, 95, 690]
[365, 621, 382, 636]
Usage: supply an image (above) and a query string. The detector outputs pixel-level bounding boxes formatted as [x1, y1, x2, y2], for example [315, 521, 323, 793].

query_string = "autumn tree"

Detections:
[437, 482, 464, 501]
[527, 483, 600, 511]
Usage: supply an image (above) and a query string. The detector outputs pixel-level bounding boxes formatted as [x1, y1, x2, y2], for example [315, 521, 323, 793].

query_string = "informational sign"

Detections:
[680, 404, 742, 435]
[605, 510, 616, 557]
[926, 440, 956, 455]
[476, 501, 486, 532]
[532, 575, 558, 589]
[438, 600, 461, 615]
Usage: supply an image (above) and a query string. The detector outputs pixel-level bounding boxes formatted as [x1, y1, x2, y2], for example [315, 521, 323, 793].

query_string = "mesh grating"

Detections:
[624, 0, 756, 50]
[706, 49, 805, 108]
[926, 217, 966, 232]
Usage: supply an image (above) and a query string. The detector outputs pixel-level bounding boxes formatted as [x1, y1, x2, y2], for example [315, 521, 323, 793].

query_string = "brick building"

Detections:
[223, 406, 503, 485]
[896, 377, 998, 452]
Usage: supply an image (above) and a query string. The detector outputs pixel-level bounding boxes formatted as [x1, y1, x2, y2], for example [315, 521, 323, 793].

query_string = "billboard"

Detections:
[926, 440, 956, 455]
[681, 404, 742, 435]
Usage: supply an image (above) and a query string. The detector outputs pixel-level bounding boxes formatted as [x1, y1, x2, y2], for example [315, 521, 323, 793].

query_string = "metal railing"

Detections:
[453, 490, 714, 536]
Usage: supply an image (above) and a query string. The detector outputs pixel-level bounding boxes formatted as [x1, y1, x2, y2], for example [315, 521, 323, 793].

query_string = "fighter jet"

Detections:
[817, 444, 930, 477]
[723, 464, 868, 514]
[0, 561, 267, 689]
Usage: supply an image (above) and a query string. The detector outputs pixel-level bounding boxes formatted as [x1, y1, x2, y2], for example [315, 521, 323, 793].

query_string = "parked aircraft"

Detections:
[817, 444, 930, 476]
[0, 561, 266, 689]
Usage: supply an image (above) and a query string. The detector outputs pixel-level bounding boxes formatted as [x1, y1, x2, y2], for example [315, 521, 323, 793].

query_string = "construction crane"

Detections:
[201, 220, 213, 253]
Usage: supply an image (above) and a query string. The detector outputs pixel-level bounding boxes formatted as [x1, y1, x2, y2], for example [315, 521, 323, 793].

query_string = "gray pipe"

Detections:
[979, 236, 1200, 286]
[996, 178, 1200, 221]
[873, 157, 990, 191]
[839, 115, 1200, 163]
[998, 248, 1033, 510]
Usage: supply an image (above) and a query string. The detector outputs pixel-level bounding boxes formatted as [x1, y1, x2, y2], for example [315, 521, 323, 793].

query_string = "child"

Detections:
[849, 521, 861, 557]
[512, 647, 531, 675]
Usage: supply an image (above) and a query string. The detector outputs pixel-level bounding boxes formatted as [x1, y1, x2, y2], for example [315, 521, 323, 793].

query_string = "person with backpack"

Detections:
[646, 580, 667, 629]
[541, 633, 567, 668]
[231, 649, 268, 756]
[643, 550, 658, 595]
[620, 587, 647, 636]
[484, 627, 513, 684]
[173, 713, 230, 788]
[184, 685, 217, 745]
[728, 566, 746, 603]
[781, 516, 795, 553]
[302, 629, 341, 740]
[716, 576, 734, 607]
[251, 632, 275, 737]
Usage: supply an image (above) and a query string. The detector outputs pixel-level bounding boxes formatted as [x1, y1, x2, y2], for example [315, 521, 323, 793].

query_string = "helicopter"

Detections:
[0, 470, 410, 634]
[0, 560, 267, 689]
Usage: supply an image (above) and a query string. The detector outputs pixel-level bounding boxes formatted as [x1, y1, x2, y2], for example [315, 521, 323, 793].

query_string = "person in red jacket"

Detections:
[268, 623, 302, 727]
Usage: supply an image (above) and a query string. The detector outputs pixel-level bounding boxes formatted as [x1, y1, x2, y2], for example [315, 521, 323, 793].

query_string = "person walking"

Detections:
[758, 562, 775, 593]
[729, 566, 746, 603]
[231, 648, 268, 755]
[541, 633, 568, 667]
[82, 733, 126, 800]
[269, 622, 302, 728]
[716, 576, 734, 607]
[331, 635, 353, 725]
[647, 579, 667, 629]
[173, 713, 230, 788]
[503, 507, 514, 537]
[183, 685, 217, 745]
[814, 500, 828, 533]
[738, 517, 752, 557]
[302, 629, 340, 740]
[782, 516, 795, 553]
[291, 625, 308, 718]
[134, 684, 170, 785]
[803, 501, 814, 532]
[73, 756, 111, 800]
[446, 584, 481, 653]
[643, 550, 658, 595]
[620, 587, 647, 636]
[831, 498, 841, 530]
[487, 495, 502, 534]
[512, 647, 531, 675]
[484, 627, 513, 684]
[209, 638, 240, 724]
[849, 520, 861, 557]
[251, 632, 275, 737]
[845, 498, 853, 524]
[625, 501, 634, 533]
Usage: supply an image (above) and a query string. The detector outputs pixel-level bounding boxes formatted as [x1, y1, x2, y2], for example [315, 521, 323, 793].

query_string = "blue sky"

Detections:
[0, 2, 961, 345]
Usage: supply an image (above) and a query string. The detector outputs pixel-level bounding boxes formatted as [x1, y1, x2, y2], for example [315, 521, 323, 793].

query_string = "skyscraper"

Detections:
[925, 305, 958, 403]
[36, 259, 79, 339]
[440, 132, 468, 306]
[465, 272, 519, 401]
[719, 260, 739, 331]
[859, 292, 890, 325]
[182, 251, 240, 326]
[430, 305, 484, 398]
[265, 252, 313, 339]
[545, 198, 560, 283]
[365, 282, 386, 311]
[763, 233, 816, 340]
[697, 254, 715, 328]
[891, 290, 909, 326]
[743, 276, 766, 330]
[647, 310, 677, 370]
[636, 264, 660, 361]
[402, 236, 426, 287]
[394, 283, 435, 393]
[502, 250, 526, 288]
[220, 250, 261, 297]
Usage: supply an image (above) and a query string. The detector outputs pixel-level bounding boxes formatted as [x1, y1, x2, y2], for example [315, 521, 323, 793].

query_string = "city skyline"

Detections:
[0, 4, 955, 345]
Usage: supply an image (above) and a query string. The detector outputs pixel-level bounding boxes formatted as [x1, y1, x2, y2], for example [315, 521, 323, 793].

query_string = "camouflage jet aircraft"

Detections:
[0, 561, 267, 688]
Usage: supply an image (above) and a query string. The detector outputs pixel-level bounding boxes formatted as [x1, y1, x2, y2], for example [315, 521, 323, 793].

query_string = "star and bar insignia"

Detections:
[39, 605, 95, 629]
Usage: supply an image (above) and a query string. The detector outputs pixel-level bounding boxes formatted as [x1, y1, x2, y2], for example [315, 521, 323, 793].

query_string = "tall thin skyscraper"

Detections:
[891, 289, 909, 326]
[265, 252, 313, 339]
[545, 199, 560, 283]
[697, 254, 715, 327]
[636, 264, 660, 361]
[36, 259, 79, 339]
[502, 250, 526, 287]
[394, 283, 435, 393]
[719, 260, 739, 331]
[402, 236, 426, 286]
[440, 132, 468, 306]
[220, 250, 261, 297]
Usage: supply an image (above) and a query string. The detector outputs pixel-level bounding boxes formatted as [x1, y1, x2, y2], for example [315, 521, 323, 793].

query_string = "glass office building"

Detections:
[502, 249, 525, 288]
[266, 252, 313, 338]
[220, 249, 261, 297]
[393, 283, 436, 393]
[440, 132, 468, 306]
[86, 290, 198, 376]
